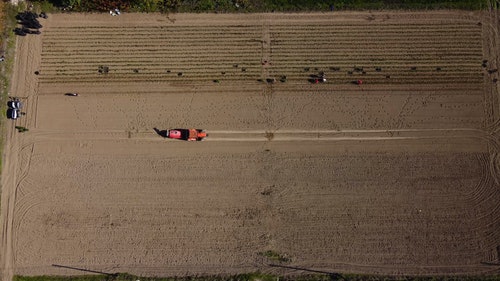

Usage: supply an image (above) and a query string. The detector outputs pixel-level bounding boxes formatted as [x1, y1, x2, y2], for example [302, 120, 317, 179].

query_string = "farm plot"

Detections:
[270, 23, 483, 85]
[39, 25, 263, 84]
[39, 14, 484, 86]
[1, 11, 499, 280]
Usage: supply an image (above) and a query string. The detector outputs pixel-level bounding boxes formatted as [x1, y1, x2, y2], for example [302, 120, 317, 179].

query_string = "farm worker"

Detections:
[357, 79, 363, 85]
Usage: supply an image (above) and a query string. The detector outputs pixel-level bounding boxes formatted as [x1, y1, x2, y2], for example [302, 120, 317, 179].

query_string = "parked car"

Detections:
[7, 108, 19, 119]
[7, 99, 22, 110]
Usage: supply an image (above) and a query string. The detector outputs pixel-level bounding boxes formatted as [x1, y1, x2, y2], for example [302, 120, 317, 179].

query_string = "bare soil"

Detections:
[0, 11, 499, 280]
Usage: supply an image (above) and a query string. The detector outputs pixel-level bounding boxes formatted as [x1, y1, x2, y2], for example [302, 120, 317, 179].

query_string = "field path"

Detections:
[0, 24, 42, 281]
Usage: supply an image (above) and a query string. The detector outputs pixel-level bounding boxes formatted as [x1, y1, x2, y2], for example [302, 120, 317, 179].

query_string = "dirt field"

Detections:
[0, 10, 499, 280]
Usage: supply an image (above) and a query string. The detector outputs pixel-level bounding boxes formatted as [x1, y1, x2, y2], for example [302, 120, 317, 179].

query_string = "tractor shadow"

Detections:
[153, 127, 168, 138]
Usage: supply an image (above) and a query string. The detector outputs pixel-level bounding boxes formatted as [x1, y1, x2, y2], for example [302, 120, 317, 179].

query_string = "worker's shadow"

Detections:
[153, 128, 168, 138]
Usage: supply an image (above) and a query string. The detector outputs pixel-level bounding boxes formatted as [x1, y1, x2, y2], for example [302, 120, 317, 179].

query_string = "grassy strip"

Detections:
[28, 0, 494, 13]
[12, 272, 500, 281]
[259, 250, 291, 263]
[0, 1, 23, 174]
[176, 0, 491, 12]
[253, 0, 490, 12]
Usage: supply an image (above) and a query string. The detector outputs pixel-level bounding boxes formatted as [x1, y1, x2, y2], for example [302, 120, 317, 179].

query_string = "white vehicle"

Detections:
[110, 8, 120, 16]
[7, 100, 22, 109]
[7, 108, 19, 119]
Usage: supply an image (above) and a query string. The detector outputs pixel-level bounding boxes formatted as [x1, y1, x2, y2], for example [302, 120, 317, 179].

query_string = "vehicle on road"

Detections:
[7, 99, 22, 110]
[7, 108, 19, 119]
[14, 27, 40, 36]
[164, 129, 208, 141]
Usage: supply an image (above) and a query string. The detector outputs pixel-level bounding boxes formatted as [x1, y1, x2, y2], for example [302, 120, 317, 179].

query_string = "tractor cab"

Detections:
[165, 129, 208, 141]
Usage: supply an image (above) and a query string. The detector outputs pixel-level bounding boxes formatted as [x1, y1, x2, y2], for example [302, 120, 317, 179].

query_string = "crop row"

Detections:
[40, 48, 480, 57]
[41, 46, 480, 57]
[270, 30, 480, 37]
[43, 32, 479, 37]
[38, 67, 482, 83]
[39, 61, 483, 84]
[39, 67, 482, 84]
[39, 56, 480, 67]
[42, 33, 480, 43]
[41, 40, 480, 49]
[41, 30, 480, 48]
[39, 64, 480, 72]
[37, 68, 483, 85]
[41, 28, 480, 48]
[41, 36, 480, 47]
[39, 54, 481, 68]
[42, 24, 479, 38]
[45, 22, 477, 30]
[40, 43, 481, 54]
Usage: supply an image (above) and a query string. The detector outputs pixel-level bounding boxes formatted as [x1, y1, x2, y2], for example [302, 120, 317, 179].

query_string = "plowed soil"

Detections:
[1, 11, 499, 280]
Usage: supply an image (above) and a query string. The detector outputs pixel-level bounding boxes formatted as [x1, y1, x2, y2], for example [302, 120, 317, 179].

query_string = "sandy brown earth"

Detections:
[0, 10, 499, 280]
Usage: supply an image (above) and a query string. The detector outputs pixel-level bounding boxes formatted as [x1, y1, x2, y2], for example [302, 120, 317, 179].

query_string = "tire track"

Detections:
[15, 144, 34, 197]
[20, 128, 492, 143]
[461, 153, 500, 264]
[12, 198, 43, 268]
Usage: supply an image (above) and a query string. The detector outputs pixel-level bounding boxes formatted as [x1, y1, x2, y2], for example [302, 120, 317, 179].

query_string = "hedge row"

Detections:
[29, 0, 492, 13]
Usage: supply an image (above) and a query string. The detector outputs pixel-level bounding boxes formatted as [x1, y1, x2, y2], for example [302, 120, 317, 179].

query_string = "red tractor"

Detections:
[165, 129, 207, 141]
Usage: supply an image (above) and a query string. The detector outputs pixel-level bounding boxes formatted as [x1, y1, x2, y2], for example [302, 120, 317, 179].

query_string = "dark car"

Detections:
[16, 11, 38, 21]
[14, 27, 40, 36]
[16, 11, 42, 29]
[25, 28, 41, 35]
[14, 27, 27, 36]
[24, 22, 42, 29]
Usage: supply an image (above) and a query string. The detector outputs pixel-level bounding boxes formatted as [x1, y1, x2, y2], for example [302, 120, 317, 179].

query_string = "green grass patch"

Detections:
[13, 273, 281, 281]
[28, 0, 494, 12]
[15, 126, 29, 132]
[174, 0, 492, 12]
[14, 276, 109, 281]
[13, 273, 500, 281]
[259, 250, 291, 262]
[0, 1, 23, 174]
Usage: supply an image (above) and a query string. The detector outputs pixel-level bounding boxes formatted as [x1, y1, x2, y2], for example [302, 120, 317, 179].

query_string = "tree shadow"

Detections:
[52, 264, 117, 277]
[269, 264, 341, 280]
